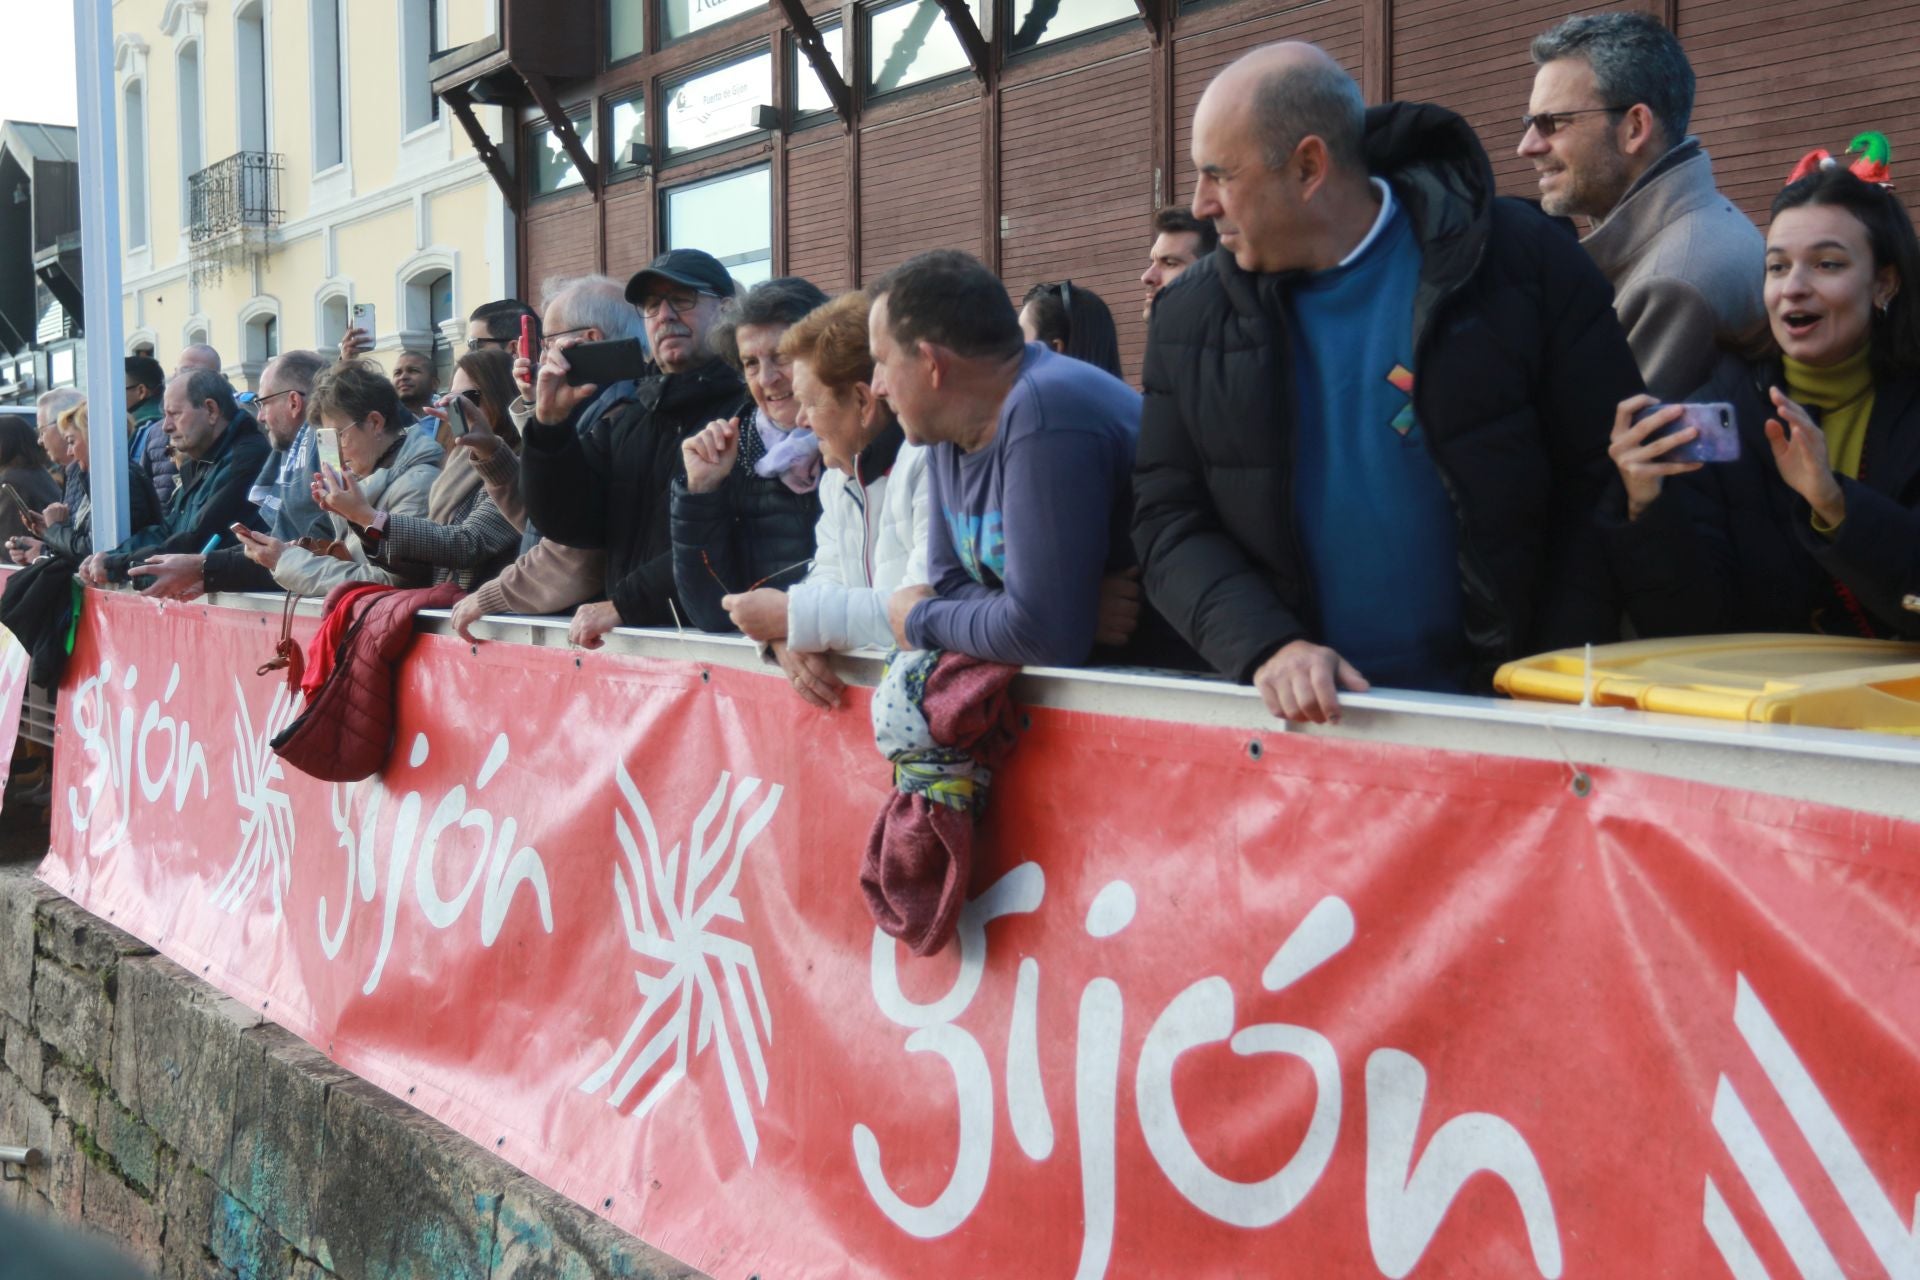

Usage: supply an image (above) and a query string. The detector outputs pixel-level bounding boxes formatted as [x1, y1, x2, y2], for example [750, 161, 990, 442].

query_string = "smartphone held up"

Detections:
[1635, 401, 1741, 463]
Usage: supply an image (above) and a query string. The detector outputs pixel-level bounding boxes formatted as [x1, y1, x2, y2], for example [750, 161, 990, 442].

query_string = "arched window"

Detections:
[241, 307, 280, 387]
[123, 80, 148, 249]
[177, 41, 203, 224]
[235, 2, 268, 155]
[405, 269, 455, 385]
[319, 294, 350, 354]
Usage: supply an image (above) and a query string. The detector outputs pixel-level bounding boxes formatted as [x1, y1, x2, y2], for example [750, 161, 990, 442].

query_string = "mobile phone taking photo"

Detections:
[1634, 401, 1741, 463]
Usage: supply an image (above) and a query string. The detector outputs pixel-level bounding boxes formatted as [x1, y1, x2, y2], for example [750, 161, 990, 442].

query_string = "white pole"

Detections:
[72, 0, 130, 551]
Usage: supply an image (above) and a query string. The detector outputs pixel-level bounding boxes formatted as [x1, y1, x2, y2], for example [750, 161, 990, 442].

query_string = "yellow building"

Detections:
[112, 0, 512, 389]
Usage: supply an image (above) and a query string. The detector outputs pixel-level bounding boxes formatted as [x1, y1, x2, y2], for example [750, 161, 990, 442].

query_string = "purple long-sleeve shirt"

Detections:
[904, 343, 1140, 666]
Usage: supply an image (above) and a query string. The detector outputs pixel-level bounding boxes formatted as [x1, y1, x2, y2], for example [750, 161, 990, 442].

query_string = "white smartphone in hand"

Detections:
[316, 426, 343, 476]
[350, 303, 376, 346]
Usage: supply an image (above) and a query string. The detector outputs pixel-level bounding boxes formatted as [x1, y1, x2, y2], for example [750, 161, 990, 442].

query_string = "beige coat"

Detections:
[463, 396, 605, 618]
[1583, 140, 1766, 401]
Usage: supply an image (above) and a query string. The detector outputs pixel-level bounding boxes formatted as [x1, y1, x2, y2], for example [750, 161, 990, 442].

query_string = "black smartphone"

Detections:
[563, 338, 648, 388]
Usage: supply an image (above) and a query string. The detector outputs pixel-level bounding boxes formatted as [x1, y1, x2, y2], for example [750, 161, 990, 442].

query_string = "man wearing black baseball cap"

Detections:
[520, 248, 745, 647]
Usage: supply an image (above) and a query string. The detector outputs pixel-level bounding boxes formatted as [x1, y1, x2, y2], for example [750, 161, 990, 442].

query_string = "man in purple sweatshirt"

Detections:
[873, 249, 1142, 667]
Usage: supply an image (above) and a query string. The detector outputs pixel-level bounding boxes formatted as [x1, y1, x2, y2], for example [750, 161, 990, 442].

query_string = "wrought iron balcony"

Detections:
[187, 151, 284, 246]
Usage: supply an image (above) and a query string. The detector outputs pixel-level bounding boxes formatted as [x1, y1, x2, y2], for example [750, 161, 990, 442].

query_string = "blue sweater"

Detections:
[1290, 186, 1468, 691]
[906, 344, 1139, 666]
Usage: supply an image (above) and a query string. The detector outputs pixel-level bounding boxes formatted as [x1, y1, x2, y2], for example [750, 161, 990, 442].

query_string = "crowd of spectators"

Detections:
[5, 12, 1917, 727]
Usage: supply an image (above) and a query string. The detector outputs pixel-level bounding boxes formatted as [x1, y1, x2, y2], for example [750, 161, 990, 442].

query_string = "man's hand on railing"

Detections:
[450, 594, 488, 644]
[1253, 638, 1370, 725]
[568, 600, 622, 650]
[78, 553, 111, 587]
[129, 554, 206, 601]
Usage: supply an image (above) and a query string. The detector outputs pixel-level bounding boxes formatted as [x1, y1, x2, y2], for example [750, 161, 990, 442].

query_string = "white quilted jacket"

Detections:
[786, 439, 930, 653]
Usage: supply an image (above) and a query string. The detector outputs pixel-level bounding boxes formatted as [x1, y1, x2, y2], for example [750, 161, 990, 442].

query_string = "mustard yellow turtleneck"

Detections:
[1783, 346, 1875, 480]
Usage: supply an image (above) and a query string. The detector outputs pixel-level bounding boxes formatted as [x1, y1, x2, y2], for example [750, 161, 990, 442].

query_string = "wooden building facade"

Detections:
[433, 0, 1920, 379]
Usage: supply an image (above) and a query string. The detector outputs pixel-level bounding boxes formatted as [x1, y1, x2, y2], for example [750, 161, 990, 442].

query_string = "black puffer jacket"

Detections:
[1133, 102, 1643, 688]
[669, 402, 821, 632]
[1604, 355, 1920, 640]
[521, 359, 746, 625]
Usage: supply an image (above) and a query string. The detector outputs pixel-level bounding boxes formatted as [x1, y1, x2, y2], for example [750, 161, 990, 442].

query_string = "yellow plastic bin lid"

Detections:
[1494, 634, 1920, 735]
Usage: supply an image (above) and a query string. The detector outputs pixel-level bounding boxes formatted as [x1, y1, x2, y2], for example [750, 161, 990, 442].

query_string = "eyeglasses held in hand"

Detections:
[701, 550, 813, 596]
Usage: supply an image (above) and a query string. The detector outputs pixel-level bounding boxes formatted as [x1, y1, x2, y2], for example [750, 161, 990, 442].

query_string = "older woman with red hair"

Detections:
[719, 290, 932, 707]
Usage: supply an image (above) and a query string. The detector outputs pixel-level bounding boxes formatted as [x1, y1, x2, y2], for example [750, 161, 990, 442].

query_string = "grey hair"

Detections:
[35, 388, 84, 422]
[541, 274, 644, 341]
[1531, 12, 1693, 147]
[170, 368, 239, 421]
[1248, 49, 1366, 173]
[264, 349, 327, 396]
[709, 277, 830, 368]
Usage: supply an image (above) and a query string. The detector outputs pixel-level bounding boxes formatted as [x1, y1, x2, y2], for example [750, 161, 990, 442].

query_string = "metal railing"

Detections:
[186, 151, 283, 247]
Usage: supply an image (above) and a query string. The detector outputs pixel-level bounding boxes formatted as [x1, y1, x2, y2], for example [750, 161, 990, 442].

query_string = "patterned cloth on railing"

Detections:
[863, 648, 1021, 956]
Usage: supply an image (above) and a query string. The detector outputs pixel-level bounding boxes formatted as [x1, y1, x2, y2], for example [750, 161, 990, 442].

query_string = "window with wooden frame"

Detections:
[663, 165, 772, 287]
[530, 110, 596, 195]
[866, 0, 979, 96]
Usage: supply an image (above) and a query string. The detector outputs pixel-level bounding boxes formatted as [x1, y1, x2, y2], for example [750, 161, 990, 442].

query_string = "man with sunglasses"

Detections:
[520, 249, 743, 647]
[1521, 12, 1762, 399]
[465, 298, 540, 354]
[1135, 43, 1641, 724]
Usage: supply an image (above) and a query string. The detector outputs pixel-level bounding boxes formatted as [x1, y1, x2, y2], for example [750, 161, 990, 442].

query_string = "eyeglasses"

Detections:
[700, 549, 813, 595]
[639, 290, 714, 318]
[1520, 106, 1628, 137]
[540, 325, 597, 351]
[465, 336, 514, 353]
[254, 389, 296, 408]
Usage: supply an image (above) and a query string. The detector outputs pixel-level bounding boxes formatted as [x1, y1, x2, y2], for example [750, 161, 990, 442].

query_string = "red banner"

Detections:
[38, 589, 1920, 1279]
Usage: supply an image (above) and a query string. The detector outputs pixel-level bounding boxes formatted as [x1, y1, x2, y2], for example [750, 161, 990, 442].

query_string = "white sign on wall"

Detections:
[666, 52, 772, 155]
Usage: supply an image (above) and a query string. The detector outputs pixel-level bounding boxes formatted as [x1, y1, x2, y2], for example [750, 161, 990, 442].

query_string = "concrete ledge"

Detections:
[0, 863, 702, 1280]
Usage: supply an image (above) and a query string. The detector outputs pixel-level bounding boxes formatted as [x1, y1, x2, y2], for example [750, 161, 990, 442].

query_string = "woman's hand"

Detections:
[313, 464, 376, 527]
[1608, 394, 1702, 521]
[1765, 387, 1847, 527]
[771, 639, 844, 709]
[449, 397, 504, 460]
[236, 528, 286, 571]
[682, 419, 739, 494]
[721, 587, 788, 642]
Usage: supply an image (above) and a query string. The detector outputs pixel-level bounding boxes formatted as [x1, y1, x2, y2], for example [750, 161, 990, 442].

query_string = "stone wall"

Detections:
[0, 863, 704, 1280]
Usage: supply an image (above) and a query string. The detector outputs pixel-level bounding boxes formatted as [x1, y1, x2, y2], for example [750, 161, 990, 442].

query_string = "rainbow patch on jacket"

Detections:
[1386, 364, 1416, 437]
